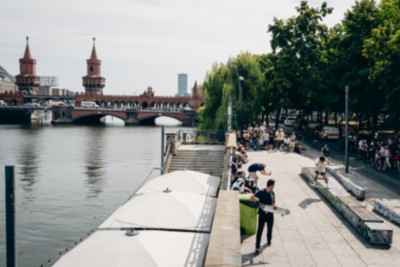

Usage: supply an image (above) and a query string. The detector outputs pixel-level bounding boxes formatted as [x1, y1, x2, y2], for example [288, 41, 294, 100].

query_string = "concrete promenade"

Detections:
[240, 148, 400, 267]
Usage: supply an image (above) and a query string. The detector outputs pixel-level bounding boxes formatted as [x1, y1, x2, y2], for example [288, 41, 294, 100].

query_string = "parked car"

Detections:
[49, 101, 68, 107]
[319, 126, 340, 140]
[24, 102, 41, 108]
[279, 114, 288, 123]
[0, 100, 7, 106]
[284, 116, 297, 126]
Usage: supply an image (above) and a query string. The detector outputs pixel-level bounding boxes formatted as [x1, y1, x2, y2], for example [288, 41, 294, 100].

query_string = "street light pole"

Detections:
[228, 96, 232, 132]
[345, 85, 349, 173]
[234, 66, 244, 102]
[238, 76, 244, 102]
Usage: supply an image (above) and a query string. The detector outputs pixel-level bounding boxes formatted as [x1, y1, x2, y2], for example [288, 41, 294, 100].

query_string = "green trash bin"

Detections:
[239, 194, 258, 235]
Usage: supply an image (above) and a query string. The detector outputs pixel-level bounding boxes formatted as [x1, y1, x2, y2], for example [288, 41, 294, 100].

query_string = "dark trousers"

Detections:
[255, 210, 274, 248]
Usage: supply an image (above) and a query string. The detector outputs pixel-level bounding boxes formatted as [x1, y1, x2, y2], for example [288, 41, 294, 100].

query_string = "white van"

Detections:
[319, 126, 339, 140]
[0, 100, 6, 106]
[284, 116, 297, 126]
[80, 101, 99, 108]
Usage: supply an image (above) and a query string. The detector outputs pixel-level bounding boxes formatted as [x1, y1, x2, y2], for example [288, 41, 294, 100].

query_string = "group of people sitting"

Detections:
[236, 124, 302, 153]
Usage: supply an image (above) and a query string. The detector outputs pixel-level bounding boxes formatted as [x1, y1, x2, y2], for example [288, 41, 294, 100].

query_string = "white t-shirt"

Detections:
[231, 177, 245, 193]
[315, 158, 328, 172]
[358, 140, 363, 150]
[284, 136, 291, 145]
[264, 131, 270, 142]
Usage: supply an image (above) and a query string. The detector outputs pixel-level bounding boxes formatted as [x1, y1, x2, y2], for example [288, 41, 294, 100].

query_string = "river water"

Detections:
[0, 118, 184, 266]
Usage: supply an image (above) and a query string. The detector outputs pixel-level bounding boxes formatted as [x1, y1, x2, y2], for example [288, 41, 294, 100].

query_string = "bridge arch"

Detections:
[73, 112, 127, 124]
[138, 114, 183, 125]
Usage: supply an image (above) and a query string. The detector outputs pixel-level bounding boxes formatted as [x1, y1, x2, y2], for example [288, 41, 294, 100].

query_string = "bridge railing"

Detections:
[177, 129, 226, 144]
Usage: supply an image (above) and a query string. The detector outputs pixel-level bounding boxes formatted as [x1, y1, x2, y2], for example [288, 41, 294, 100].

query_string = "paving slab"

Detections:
[240, 150, 400, 267]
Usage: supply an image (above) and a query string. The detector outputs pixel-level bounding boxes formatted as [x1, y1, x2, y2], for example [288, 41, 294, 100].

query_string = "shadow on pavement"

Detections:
[298, 198, 321, 209]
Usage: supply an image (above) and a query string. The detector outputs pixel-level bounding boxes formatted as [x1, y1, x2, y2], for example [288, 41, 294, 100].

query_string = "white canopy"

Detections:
[53, 230, 209, 267]
[137, 170, 220, 197]
[99, 191, 216, 231]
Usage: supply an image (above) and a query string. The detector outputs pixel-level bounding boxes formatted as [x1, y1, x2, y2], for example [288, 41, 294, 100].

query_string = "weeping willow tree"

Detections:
[198, 53, 265, 131]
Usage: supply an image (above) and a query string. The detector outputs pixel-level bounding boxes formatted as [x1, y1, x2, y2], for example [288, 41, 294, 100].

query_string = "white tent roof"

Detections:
[137, 170, 220, 197]
[99, 191, 216, 231]
[53, 230, 209, 267]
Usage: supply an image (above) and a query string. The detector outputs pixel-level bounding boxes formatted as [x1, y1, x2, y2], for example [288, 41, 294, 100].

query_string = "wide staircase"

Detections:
[168, 146, 226, 177]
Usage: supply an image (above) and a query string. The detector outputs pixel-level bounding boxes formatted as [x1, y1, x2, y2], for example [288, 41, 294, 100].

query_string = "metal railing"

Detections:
[177, 129, 226, 144]
[225, 147, 234, 190]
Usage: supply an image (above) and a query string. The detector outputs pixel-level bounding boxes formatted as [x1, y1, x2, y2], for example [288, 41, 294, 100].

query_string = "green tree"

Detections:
[339, 0, 380, 130]
[199, 53, 264, 130]
[364, 0, 400, 129]
[198, 63, 229, 130]
[267, 0, 332, 126]
[228, 54, 265, 129]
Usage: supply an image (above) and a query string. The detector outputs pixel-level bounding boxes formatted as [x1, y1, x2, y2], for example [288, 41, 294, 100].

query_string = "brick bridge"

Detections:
[75, 87, 203, 111]
[52, 107, 198, 125]
[0, 87, 204, 125]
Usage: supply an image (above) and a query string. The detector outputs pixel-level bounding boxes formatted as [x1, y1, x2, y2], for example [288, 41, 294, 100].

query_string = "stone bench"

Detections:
[373, 199, 400, 226]
[301, 167, 393, 245]
[327, 167, 366, 200]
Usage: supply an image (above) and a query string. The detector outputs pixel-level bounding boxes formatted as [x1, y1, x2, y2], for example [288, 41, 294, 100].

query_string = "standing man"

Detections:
[289, 132, 297, 152]
[247, 163, 272, 188]
[251, 179, 276, 255]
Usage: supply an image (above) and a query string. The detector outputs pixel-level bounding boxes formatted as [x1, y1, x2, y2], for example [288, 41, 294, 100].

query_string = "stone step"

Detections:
[168, 147, 225, 177]
[169, 166, 223, 172]
[170, 163, 224, 167]
[172, 157, 224, 161]
[173, 152, 225, 155]
[173, 159, 224, 163]
[170, 161, 223, 165]
[173, 154, 225, 158]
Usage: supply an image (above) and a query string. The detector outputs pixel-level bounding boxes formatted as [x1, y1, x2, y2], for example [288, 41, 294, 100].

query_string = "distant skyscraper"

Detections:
[177, 73, 188, 97]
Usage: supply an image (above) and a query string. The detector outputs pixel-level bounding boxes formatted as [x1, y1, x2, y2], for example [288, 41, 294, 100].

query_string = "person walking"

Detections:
[276, 129, 284, 151]
[383, 145, 392, 171]
[289, 132, 296, 152]
[312, 155, 329, 187]
[321, 144, 330, 157]
[251, 179, 276, 255]
[247, 163, 272, 188]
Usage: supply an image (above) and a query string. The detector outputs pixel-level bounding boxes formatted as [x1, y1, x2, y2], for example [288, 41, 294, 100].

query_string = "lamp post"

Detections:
[238, 76, 244, 102]
[234, 66, 244, 102]
[345, 85, 349, 173]
[227, 96, 232, 132]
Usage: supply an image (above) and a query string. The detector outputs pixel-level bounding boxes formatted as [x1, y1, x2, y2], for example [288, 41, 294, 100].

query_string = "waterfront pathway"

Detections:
[240, 148, 400, 267]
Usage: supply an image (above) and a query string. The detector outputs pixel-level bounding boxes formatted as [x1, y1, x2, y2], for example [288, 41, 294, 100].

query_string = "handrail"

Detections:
[221, 132, 237, 191]
[177, 129, 226, 144]
[227, 147, 233, 190]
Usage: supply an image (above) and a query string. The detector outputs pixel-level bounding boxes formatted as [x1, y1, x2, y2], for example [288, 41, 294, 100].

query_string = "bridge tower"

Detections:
[82, 38, 105, 95]
[15, 36, 40, 95]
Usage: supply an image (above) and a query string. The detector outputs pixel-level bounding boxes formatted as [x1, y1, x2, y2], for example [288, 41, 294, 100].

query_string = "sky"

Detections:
[0, 0, 358, 96]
